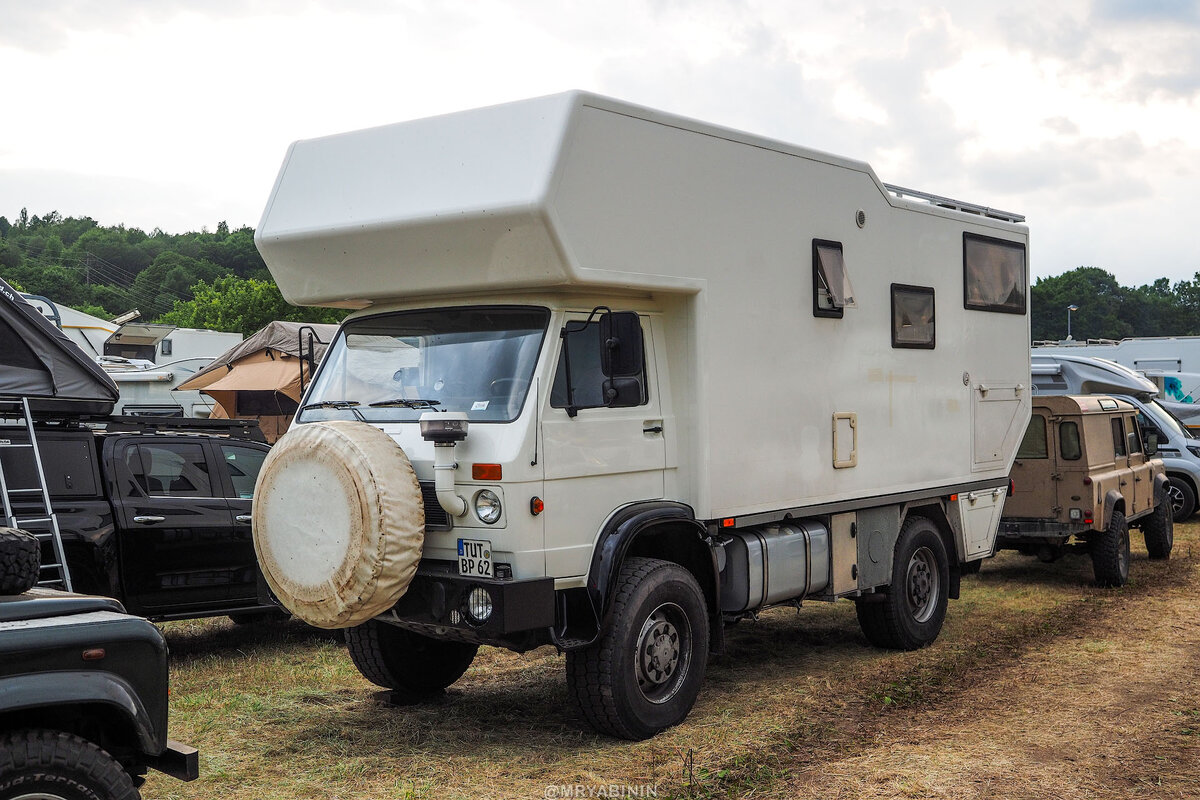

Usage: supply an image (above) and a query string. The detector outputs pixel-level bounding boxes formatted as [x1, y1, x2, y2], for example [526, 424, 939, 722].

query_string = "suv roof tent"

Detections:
[0, 277, 119, 416]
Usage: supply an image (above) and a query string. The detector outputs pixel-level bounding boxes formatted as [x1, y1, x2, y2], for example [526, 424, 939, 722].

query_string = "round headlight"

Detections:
[466, 586, 494, 624]
[474, 489, 502, 524]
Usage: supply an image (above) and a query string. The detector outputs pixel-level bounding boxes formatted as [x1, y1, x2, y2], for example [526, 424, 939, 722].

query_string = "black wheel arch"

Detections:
[552, 501, 721, 654]
[1102, 489, 1126, 527]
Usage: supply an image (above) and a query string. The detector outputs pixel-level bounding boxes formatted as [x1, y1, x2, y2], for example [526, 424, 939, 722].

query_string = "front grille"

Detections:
[419, 481, 451, 530]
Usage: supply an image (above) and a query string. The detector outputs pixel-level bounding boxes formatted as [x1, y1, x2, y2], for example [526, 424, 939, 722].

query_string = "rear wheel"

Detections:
[1141, 492, 1174, 560]
[345, 619, 478, 694]
[566, 557, 709, 740]
[0, 730, 138, 800]
[1166, 476, 1196, 521]
[1091, 510, 1130, 587]
[856, 516, 950, 651]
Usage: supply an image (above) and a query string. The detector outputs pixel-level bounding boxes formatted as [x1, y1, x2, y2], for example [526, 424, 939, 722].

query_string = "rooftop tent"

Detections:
[176, 320, 339, 442]
[0, 277, 120, 416]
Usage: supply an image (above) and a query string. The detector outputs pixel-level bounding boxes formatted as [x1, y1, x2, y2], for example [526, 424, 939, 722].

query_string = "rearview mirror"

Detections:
[599, 311, 644, 378]
[1145, 429, 1160, 456]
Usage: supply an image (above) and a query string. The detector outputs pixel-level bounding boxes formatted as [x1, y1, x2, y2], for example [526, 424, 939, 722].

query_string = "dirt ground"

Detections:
[145, 522, 1200, 800]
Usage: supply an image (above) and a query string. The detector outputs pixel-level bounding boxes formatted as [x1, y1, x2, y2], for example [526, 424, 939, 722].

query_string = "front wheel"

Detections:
[856, 516, 950, 651]
[345, 619, 478, 694]
[566, 557, 709, 740]
[0, 730, 138, 800]
[1091, 509, 1130, 588]
[1141, 492, 1174, 561]
[1166, 476, 1196, 521]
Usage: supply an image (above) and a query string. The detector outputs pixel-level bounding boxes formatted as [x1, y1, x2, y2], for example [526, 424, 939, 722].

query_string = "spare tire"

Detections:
[0, 527, 41, 595]
[252, 421, 425, 629]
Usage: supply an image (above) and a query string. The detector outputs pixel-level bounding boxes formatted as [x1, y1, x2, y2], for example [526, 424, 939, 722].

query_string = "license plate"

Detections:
[457, 538, 493, 578]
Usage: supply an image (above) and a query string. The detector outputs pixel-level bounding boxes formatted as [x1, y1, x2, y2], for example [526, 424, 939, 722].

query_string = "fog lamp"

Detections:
[466, 586, 494, 624]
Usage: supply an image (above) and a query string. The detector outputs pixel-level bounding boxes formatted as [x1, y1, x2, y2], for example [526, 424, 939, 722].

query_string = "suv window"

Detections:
[1126, 416, 1143, 455]
[220, 444, 267, 499]
[1111, 418, 1127, 458]
[1060, 421, 1082, 460]
[1017, 416, 1048, 459]
[139, 442, 212, 497]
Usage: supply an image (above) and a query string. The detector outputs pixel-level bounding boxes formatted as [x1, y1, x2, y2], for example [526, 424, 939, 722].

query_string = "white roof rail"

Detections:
[884, 184, 1025, 223]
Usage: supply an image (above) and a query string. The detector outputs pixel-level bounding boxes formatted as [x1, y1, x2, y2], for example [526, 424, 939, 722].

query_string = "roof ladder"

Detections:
[0, 397, 73, 591]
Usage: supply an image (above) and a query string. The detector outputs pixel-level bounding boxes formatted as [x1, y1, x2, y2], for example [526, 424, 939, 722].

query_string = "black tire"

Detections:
[344, 619, 477, 693]
[1166, 476, 1196, 521]
[1142, 491, 1174, 561]
[855, 516, 950, 651]
[566, 557, 709, 740]
[0, 730, 138, 800]
[1091, 509, 1130, 588]
[0, 528, 40, 596]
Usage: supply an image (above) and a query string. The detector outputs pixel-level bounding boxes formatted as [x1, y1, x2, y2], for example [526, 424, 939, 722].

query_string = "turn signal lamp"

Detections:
[473, 463, 502, 481]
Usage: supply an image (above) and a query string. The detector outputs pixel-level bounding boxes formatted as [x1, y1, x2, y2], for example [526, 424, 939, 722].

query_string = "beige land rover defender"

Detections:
[998, 394, 1174, 586]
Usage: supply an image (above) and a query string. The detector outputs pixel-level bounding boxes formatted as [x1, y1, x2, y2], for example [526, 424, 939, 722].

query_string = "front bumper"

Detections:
[388, 561, 555, 635]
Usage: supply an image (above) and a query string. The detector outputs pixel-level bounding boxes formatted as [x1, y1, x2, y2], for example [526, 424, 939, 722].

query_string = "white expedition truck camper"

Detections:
[251, 92, 1032, 740]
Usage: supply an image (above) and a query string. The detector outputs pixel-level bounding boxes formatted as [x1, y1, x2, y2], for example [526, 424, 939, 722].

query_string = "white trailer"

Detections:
[251, 92, 1032, 739]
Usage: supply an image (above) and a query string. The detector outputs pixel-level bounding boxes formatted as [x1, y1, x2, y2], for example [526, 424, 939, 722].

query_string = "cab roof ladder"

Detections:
[0, 397, 73, 591]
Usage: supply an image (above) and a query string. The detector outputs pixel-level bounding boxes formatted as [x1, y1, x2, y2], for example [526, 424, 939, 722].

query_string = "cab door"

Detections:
[539, 313, 666, 578]
[109, 438, 241, 615]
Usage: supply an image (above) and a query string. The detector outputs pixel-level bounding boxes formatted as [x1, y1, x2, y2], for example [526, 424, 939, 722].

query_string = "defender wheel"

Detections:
[1091, 510, 1130, 587]
[855, 516, 950, 651]
[1166, 476, 1196, 521]
[0, 730, 138, 800]
[1141, 492, 1174, 561]
[0, 528, 40, 596]
[566, 557, 709, 740]
[345, 619, 478, 693]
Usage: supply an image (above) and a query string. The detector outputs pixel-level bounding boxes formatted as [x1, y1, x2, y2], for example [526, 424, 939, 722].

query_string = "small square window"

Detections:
[891, 284, 935, 349]
[812, 239, 856, 318]
[160, 338, 173, 356]
[963, 233, 1027, 314]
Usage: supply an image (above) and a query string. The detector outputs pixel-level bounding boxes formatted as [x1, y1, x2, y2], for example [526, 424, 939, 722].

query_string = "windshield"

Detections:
[298, 306, 549, 423]
[1147, 400, 1196, 440]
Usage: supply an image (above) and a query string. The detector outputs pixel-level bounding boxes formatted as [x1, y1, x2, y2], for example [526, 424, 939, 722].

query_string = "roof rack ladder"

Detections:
[0, 397, 73, 591]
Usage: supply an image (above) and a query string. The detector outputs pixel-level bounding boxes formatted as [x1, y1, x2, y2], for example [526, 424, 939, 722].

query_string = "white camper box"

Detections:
[252, 92, 1032, 739]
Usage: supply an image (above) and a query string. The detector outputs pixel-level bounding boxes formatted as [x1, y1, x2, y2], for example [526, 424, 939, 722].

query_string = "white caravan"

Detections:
[251, 92, 1032, 739]
[1033, 337, 1200, 409]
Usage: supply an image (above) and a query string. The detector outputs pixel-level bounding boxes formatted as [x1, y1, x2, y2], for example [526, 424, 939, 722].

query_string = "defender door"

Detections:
[1124, 413, 1153, 516]
[108, 438, 247, 615]
[1009, 412, 1057, 518]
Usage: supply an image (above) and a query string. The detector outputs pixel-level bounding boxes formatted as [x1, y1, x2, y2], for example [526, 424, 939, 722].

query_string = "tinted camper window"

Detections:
[812, 239, 856, 318]
[963, 233, 1027, 314]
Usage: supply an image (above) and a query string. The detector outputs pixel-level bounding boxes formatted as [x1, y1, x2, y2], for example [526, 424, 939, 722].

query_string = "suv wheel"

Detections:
[1166, 477, 1196, 521]
[855, 516, 950, 650]
[344, 620, 478, 694]
[566, 557, 709, 740]
[0, 730, 137, 800]
[1141, 491, 1174, 560]
[1091, 509, 1131, 588]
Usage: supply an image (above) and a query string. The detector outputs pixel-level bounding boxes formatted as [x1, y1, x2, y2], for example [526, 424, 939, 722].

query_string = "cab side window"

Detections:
[1126, 416, 1143, 455]
[550, 321, 648, 410]
[220, 445, 268, 500]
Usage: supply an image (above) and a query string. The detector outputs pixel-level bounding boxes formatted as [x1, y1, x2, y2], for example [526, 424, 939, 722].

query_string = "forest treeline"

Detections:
[0, 208, 1196, 340]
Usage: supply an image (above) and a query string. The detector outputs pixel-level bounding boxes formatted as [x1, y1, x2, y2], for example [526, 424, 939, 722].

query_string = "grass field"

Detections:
[144, 522, 1200, 799]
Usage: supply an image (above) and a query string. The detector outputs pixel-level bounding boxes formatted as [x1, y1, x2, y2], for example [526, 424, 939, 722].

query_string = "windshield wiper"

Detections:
[367, 398, 443, 410]
[299, 399, 365, 421]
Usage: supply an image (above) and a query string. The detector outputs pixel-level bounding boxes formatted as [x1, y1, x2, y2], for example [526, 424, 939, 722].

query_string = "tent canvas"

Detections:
[176, 321, 338, 441]
[0, 277, 119, 415]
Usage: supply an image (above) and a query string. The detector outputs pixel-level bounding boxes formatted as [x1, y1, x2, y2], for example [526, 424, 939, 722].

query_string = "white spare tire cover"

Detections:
[252, 420, 424, 629]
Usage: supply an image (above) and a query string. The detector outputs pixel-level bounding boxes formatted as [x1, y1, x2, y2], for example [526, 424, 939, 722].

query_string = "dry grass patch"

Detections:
[144, 523, 1200, 799]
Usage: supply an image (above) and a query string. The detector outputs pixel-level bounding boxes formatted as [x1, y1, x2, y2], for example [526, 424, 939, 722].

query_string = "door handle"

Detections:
[643, 421, 664, 434]
[132, 515, 166, 524]
[235, 514, 252, 524]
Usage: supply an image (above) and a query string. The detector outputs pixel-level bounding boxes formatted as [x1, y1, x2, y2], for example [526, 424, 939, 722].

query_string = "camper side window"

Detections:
[812, 239, 856, 318]
[891, 284, 935, 349]
[963, 233, 1027, 314]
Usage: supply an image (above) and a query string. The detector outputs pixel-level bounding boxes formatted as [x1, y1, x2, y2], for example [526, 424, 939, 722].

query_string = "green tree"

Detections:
[160, 275, 346, 335]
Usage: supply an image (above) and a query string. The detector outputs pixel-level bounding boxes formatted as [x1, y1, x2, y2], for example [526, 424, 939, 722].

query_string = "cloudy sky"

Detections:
[1, 0, 1198, 287]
